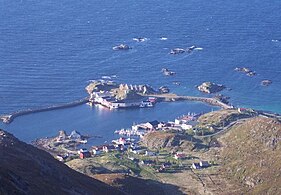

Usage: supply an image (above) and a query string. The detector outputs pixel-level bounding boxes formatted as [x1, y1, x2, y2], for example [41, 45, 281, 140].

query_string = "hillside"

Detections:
[0, 129, 124, 195]
[219, 117, 281, 194]
[141, 131, 195, 151]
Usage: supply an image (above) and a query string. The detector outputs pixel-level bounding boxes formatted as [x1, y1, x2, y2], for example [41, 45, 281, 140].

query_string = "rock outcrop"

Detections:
[261, 79, 272, 86]
[197, 82, 225, 94]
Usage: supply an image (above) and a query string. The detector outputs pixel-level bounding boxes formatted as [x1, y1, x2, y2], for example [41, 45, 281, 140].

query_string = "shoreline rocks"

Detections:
[261, 80, 272, 86]
[197, 82, 226, 94]
[169, 45, 199, 55]
[234, 67, 256, 77]
[161, 68, 176, 76]
[112, 44, 131, 50]
[159, 86, 170, 94]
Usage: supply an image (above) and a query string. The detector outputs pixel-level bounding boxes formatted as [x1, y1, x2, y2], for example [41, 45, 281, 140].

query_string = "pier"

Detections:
[0, 97, 89, 124]
[147, 94, 232, 109]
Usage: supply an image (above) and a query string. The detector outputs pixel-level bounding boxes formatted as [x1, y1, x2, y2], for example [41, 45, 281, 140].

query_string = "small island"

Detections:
[261, 79, 272, 86]
[112, 44, 131, 50]
[161, 68, 176, 76]
[234, 67, 256, 77]
[197, 82, 226, 94]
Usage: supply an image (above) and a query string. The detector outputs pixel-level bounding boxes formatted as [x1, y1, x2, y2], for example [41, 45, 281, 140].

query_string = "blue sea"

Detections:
[0, 0, 280, 144]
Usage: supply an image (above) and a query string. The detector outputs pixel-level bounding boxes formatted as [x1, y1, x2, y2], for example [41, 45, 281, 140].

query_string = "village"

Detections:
[31, 105, 264, 194]
[34, 110, 219, 179]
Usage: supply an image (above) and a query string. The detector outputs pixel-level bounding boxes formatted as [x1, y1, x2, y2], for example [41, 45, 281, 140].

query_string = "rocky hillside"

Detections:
[141, 131, 195, 151]
[0, 130, 123, 195]
[219, 117, 281, 194]
[196, 109, 254, 132]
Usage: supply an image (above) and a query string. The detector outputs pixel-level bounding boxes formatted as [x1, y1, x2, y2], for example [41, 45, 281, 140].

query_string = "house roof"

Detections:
[200, 161, 209, 166]
[192, 163, 200, 167]
[147, 120, 160, 127]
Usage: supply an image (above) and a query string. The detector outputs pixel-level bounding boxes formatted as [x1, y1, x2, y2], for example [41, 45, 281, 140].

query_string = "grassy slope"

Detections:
[219, 117, 281, 194]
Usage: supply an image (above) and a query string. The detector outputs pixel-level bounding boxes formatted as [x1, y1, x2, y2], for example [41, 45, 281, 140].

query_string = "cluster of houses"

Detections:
[191, 161, 210, 170]
[89, 90, 156, 109]
[55, 130, 88, 145]
[64, 113, 210, 174]
[114, 113, 202, 139]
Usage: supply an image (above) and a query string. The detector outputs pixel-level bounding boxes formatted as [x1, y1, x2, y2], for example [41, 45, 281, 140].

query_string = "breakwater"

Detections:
[148, 94, 232, 109]
[0, 93, 232, 124]
[0, 97, 89, 124]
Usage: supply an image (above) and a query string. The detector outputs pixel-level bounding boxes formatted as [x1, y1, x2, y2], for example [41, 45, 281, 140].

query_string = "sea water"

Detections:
[0, 0, 280, 142]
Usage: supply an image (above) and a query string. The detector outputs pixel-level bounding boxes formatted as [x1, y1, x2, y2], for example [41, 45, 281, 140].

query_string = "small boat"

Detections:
[140, 101, 154, 108]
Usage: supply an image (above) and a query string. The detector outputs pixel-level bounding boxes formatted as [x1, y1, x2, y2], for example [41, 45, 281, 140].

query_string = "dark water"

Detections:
[0, 0, 281, 142]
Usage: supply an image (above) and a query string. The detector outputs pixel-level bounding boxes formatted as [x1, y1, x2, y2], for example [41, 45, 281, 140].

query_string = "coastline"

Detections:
[0, 93, 231, 124]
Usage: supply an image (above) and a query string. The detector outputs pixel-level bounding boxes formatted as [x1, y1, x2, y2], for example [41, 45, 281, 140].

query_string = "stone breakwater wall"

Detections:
[148, 94, 232, 109]
[0, 97, 89, 124]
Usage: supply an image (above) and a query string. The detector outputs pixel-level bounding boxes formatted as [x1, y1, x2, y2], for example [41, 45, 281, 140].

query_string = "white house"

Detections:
[145, 151, 156, 156]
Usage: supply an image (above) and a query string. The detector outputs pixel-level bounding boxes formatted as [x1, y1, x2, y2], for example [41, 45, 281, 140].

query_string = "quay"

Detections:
[146, 93, 232, 109]
[0, 97, 89, 124]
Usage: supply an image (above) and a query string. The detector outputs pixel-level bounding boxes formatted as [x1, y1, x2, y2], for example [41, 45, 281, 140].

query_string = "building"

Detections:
[192, 161, 210, 169]
[162, 162, 172, 169]
[174, 152, 186, 160]
[145, 151, 156, 156]
[140, 160, 156, 166]
[92, 146, 103, 155]
[78, 148, 88, 154]
[199, 161, 209, 168]
[69, 130, 82, 140]
[102, 145, 115, 153]
[192, 163, 200, 169]
[238, 107, 247, 113]
[80, 151, 91, 159]
[144, 120, 160, 130]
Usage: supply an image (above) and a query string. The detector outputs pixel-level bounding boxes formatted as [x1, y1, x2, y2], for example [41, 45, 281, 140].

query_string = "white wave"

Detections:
[272, 39, 279, 42]
[133, 37, 148, 42]
[102, 76, 112, 79]
[194, 47, 203, 50]
[160, 37, 168, 40]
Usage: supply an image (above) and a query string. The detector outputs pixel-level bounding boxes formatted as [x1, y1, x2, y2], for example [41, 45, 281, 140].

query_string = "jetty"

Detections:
[0, 97, 89, 124]
[147, 94, 232, 109]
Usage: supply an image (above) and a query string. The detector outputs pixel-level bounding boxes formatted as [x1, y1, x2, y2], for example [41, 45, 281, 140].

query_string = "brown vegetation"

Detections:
[219, 117, 281, 194]
[0, 130, 123, 195]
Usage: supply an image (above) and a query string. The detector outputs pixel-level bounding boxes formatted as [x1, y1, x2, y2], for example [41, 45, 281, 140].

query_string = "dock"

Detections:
[147, 94, 232, 109]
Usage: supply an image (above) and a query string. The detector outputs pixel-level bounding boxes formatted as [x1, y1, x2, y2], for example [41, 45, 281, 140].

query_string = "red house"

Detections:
[79, 151, 91, 159]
